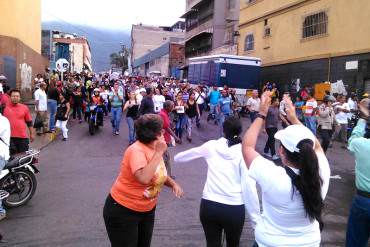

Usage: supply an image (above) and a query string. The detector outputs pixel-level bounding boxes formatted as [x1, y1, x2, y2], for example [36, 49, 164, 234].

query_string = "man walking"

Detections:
[246, 89, 260, 123]
[139, 87, 155, 115]
[3, 89, 34, 155]
[334, 95, 350, 148]
[207, 86, 221, 123]
[218, 89, 233, 137]
[304, 93, 318, 135]
[109, 82, 124, 135]
[159, 100, 180, 178]
[34, 82, 48, 135]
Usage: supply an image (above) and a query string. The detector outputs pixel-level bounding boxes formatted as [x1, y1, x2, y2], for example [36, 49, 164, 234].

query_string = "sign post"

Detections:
[56, 58, 70, 83]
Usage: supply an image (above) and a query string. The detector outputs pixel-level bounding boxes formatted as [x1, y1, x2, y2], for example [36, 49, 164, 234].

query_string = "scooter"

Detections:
[88, 105, 104, 135]
[0, 149, 40, 208]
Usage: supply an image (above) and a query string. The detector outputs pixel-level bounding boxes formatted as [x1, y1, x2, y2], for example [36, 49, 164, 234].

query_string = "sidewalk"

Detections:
[24, 99, 63, 151]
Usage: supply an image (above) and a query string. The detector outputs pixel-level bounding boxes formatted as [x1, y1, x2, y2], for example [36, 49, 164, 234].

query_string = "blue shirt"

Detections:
[218, 96, 232, 115]
[348, 119, 370, 193]
[209, 90, 221, 105]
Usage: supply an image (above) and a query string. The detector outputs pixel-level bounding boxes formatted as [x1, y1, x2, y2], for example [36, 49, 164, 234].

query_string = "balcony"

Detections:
[185, 17, 213, 42]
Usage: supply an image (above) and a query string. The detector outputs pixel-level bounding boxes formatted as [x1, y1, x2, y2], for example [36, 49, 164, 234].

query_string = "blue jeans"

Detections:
[219, 113, 232, 137]
[0, 158, 6, 214]
[110, 107, 122, 132]
[304, 116, 317, 136]
[250, 111, 258, 123]
[126, 117, 136, 144]
[346, 194, 370, 247]
[176, 115, 187, 139]
[208, 104, 218, 121]
[47, 99, 57, 131]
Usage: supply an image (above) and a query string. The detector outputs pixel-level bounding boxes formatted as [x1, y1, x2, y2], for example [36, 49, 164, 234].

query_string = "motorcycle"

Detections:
[88, 105, 104, 135]
[0, 149, 40, 208]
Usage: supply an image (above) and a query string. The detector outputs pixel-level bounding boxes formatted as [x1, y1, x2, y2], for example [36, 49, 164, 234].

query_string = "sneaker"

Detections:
[115, 131, 120, 135]
[0, 212, 6, 221]
[272, 154, 280, 160]
[62, 138, 67, 141]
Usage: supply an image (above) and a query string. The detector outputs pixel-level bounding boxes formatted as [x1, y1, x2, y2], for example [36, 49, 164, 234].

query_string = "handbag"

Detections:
[33, 113, 44, 129]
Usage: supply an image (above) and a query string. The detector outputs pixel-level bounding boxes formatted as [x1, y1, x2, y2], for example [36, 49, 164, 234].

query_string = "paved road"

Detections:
[0, 114, 356, 246]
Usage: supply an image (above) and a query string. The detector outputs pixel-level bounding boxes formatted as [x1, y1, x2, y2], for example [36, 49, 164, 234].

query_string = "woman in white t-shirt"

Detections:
[153, 88, 165, 113]
[242, 92, 331, 247]
[174, 116, 260, 247]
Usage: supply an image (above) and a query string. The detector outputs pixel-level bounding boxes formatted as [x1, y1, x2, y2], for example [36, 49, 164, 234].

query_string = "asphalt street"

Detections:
[0, 114, 357, 247]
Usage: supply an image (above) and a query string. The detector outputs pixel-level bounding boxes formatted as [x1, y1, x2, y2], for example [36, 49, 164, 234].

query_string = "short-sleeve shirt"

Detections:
[3, 103, 32, 138]
[304, 98, 317, 117]
[218, 96, 232, 114]
[34, 89, 48, 111]
[110, 141, 168, 212]
[246, 97, 260, 112]
[249, 153, 330, 247]
[159, 109, 171, 144]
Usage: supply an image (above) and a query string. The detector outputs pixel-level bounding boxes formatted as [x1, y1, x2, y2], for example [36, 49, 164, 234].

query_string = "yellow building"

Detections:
[0, 0, 48, 98]
[238, 0, 370, 94]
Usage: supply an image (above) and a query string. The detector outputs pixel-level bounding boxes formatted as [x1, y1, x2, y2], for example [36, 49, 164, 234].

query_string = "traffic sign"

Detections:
[56, 59, 69, 72]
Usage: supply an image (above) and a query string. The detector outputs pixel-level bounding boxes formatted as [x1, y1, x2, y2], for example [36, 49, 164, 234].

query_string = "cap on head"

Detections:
[0, 75, 7, 81]
[274, 124, 315, 153]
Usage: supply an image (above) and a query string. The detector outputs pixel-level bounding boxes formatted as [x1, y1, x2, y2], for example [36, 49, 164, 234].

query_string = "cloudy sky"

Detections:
[42, 0, 186, 31]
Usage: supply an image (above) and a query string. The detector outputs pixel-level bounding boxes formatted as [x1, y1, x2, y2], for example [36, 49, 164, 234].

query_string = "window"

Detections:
[302, 12, 328, 39]
[244, 34, 254, 51]
[228, 0, 235, 9]
[264, 27, 271, 37]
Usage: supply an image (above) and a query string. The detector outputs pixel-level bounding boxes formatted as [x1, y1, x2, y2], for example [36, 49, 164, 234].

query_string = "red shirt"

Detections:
[3, 103, 32, 138]
[159, 109, 171, 144]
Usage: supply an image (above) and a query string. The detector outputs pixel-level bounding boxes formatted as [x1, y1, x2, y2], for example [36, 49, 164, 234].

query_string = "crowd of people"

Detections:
[0, 71, 369, 246]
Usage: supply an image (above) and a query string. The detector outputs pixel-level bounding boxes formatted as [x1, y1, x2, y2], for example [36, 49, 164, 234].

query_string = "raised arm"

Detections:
[242, 91, 272, 168]
[174, 143, 209, 163]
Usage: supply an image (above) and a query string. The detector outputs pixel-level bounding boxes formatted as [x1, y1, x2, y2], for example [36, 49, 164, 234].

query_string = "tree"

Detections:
[109, 46, 129, 72]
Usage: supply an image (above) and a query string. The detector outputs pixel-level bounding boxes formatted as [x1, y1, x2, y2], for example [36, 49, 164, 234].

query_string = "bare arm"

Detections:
[134, 140, 167, 184]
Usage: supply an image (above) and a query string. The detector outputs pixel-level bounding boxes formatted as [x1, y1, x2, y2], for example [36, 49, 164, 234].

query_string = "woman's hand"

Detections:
[284, 96, 300, 125]
[155, 137, 167, 154]
[172, 183, 184, 198]
[359, 98, 370, 119]
[258, 91, 272, 116]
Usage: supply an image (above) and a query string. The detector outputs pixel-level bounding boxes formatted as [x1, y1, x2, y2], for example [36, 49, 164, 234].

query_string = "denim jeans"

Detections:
[110, 107, 122, 132]
[126, 117, 136, 144]
[47, 99, 57, 131]
[304, 116, 317, 136]
[208, 104, 218, 120]
[346, 194, 370, 247]
[219, 113, 232, 137]
[0, 158, 6, 214]
[176, 115, 187, 139]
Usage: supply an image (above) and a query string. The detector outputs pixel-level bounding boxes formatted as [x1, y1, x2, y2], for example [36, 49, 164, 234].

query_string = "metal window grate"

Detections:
[302, 12, 328, 38]
[245, 34, 254, 51]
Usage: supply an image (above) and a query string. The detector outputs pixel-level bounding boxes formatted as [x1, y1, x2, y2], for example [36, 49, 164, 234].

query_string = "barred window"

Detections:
[302, 12, 328, 38]
[244, 34, 254, 51]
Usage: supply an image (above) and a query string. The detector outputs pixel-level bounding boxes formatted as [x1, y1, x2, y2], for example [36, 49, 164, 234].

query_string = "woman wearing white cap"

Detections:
[242, 91, 331, 247]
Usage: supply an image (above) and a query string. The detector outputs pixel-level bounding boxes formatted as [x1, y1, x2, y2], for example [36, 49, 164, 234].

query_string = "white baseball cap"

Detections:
[274, 124, 315, 153]
[139, 88, 146, 93]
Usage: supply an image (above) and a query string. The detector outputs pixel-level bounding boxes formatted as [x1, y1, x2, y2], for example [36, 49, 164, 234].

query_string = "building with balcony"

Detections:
[0, 0, 49, 98]
[130, 22, 185, 71]
[42, 30, 92, 73]
[181, 0, 240, 59]
[238, 0, 370, 94]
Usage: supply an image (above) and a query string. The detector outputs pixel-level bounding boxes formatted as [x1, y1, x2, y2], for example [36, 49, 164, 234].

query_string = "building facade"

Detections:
[238, 0, 370, 94]
[0, 0, 49, 99]
[132, 40, 185, 78]
[42, 31, 92, 73]
[130, 22, 185, 68]
[181, 0, 240, 59]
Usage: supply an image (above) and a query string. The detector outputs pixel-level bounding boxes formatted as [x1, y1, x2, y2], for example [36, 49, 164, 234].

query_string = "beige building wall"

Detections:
[131, 25, 184, 61]
[0, 0, 42, 53]
[70, 43, 84, 73]
[238, 0, 370, 66]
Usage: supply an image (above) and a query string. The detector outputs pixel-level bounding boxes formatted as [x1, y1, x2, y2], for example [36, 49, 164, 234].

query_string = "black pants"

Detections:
[200, 199, 245, 247]
[264, 127, 278, 156]
[9, 138, 29, 156]
[103, 194, 155, 247]
[319, 128, 332, 153]
[72, 103, 82, 120]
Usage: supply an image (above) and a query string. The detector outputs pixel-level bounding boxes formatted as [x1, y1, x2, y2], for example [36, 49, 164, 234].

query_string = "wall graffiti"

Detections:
[20, 63, 32, 90]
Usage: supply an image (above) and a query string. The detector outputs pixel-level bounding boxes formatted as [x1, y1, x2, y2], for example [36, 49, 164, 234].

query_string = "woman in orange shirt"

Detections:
[103, 114, 183, 247]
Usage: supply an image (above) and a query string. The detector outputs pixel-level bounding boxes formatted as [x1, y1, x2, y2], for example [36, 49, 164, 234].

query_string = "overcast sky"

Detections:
[42, 0, 186, 31]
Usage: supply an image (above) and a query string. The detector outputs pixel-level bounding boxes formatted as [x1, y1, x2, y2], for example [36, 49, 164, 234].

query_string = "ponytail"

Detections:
[283, 139, 324, 230]
[222, 116, 242, 147]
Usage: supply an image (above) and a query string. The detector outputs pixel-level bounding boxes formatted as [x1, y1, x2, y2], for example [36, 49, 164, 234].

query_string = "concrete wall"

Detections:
[131, 25, 185, 62]
[0, 0, 42, 53]
[238, 0, 370, 66]
[70, 43, 84, 73]
[0, 35, 49, 100]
